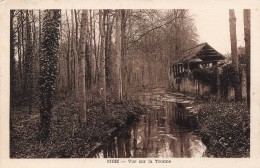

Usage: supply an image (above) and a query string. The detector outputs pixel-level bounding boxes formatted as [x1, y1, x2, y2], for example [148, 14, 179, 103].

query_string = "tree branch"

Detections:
[129, 16, 185, 44]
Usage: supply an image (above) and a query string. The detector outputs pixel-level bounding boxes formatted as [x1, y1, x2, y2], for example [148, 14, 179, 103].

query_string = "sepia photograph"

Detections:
[9, 8, 250, 158]
[1, 0, 260, 167]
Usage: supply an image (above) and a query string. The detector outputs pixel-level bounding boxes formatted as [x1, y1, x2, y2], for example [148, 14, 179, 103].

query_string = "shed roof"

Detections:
[173, 43, 225, 64]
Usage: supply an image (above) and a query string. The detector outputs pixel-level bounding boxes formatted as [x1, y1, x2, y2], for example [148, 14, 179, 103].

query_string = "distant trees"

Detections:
[39, 10, 61, 141]
[10, 9, 199, 139]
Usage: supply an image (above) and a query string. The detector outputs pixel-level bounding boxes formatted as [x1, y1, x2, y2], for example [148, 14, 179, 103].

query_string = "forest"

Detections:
[9, 9, 250, 158]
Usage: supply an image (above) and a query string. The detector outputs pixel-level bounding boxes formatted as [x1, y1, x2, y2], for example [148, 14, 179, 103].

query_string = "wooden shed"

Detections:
[172, 43, 225, 77]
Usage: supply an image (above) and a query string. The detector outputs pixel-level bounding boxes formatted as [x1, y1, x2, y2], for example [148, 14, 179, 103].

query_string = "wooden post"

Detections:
[216, 67, 220, 99]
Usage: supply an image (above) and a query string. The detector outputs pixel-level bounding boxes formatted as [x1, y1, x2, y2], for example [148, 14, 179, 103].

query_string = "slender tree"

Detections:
[26, 10, 34, 114]
[71, 10, 79, 98]
[115, 9, 122, 103]
[89, 10, 96, 88]
[65, 10, 71, 91]
[10, 10, 15, 131]
[99, 10, 107, 108]
[121, 9, 128, 98]
[78, 10, 88, 123]
[39, 10, 61, 141]
[74, 10, 79, 49]
[17, 11, 22, 89]
[21, 11, 27, 94]
[10, 10, 16, 99]
[244, 9, 251, 108]
[105, 12, 115, 89]
[229, 9, 242, 101]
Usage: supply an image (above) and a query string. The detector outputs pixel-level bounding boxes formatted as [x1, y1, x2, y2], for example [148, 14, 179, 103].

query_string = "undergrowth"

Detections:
[197, 100, 250, 158]
[10, 96, 145, 158]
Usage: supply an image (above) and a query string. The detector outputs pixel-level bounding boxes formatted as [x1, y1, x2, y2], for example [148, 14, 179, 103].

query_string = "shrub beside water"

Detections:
[197, 100, 250, 157]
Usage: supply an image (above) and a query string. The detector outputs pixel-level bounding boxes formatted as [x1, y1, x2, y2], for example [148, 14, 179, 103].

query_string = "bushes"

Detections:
[197, 101, 250, 157]
[192, 67, 218, 93]
[192, 67, 217, 85]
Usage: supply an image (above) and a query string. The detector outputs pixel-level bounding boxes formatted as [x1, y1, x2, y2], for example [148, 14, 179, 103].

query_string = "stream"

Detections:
[89, 88, 206, 158]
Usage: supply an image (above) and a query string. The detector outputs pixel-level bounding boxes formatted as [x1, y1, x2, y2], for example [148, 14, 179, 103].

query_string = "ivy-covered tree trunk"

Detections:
[244, 9, 250, 109]
[39, 10, 61, 141]
[26, 10, 34, 114]
[229, 9, 242, 102]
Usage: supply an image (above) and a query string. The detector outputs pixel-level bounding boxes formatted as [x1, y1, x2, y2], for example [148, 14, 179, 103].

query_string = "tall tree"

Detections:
[244, 9, 251, 108]
[74, 10, 79, 48]
[229, 9, 242, 101]
[89, 10, 96, 88]
[99, 10, 107, 108]
[115, 9, 122, 103]
[65, 10, 71, 91]
[39, 10, 61, 141]
[105, 11, 115, 89]
[25, 10, 34, 114]
[10, 10, 15, 131]
[71, 10, 79, 98]
[121, 9, 128, 98]
[10, 10, 16, 104]
[78, 10, 88, 123]
[17, 11, 23, 89]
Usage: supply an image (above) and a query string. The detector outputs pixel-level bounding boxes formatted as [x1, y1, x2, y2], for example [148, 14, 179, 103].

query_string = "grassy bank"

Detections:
[10, 97, 145, 158]
[196, 99, 250, 158]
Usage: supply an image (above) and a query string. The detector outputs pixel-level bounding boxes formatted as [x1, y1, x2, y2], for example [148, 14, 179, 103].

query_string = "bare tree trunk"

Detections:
[21, 11, 27, 94]
[10, 10, 15, 105]
[17, 11, 22, 89]
[74, 10, 79, 49]
[244, 9, 251, 108]
[26, 10, 34, 114]
[115, 9, 122, 103]
[93, 11, 98, 87]
[71, 10, 79, 98]
[96, 34, 101, 88]
[66, 10, 71, 92]
[99, 10, 107, 109]
[229, 9, 242, 101]
[121, 9, 127, 99]
[89, 10, 96, 88]
[126, 11, 133, 89]
[78, 10, 88, 123]
[105, 12, 115, 89]
[36, 10, 42, 91]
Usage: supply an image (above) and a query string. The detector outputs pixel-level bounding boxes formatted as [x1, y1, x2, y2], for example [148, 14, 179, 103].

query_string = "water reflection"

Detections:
[90, 91, 206, 158]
